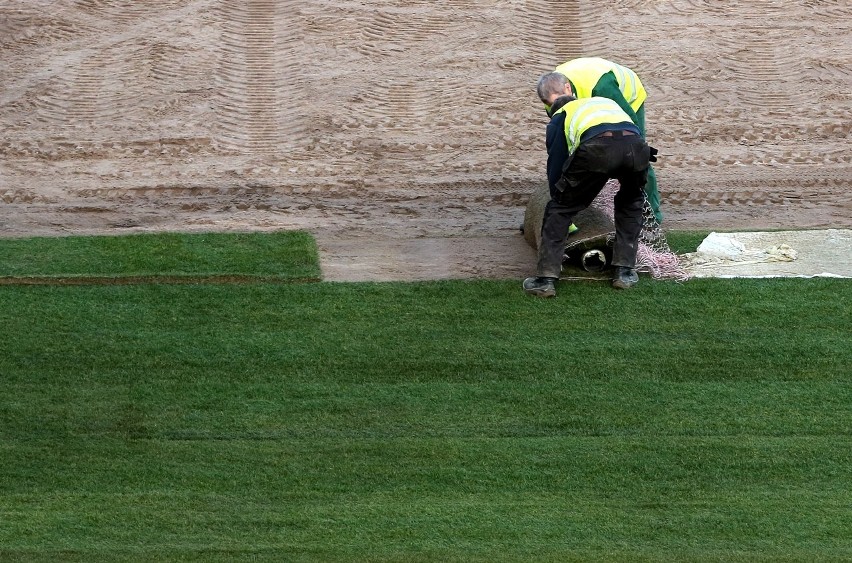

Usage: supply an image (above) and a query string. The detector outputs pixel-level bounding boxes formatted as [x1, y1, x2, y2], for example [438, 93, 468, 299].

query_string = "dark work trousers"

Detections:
[537, 133, 650, 278]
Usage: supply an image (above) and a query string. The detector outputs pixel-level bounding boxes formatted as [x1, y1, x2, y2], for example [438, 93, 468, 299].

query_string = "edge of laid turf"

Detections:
[0, 274, 321, 285]
[0, 230, 322, 282]
[0, 230, 710, 285]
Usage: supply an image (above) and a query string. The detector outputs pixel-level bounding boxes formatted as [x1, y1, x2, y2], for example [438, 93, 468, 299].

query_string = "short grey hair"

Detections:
[536, 72, 568, 103]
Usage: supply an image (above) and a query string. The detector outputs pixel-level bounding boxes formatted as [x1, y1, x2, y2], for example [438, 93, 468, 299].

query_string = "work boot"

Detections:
[612, 267, 639, 289]
[523, 276, 557, 298]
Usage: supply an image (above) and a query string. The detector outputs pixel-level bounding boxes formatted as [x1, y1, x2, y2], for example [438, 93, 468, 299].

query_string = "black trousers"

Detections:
[537, 134, 650, 278]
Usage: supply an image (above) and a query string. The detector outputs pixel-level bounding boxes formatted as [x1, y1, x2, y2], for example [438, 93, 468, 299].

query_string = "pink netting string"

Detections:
[594, 180, 690, 281]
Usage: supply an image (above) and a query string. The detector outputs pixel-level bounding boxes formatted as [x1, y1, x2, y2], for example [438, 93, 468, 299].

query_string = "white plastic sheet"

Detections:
[681, 230, 851, 278]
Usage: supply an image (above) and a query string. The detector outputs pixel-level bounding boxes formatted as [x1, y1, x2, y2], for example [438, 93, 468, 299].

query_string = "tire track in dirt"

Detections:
[653, 108, 852, 142]
[794, 0, 852, 19]
[355, 8, 452, 58]
[337, 3, 541, 181]
[516, 0, 582, 69]
[0, 2, 81, 49]
[214, 0, 306, 155]
[73, 0, 191, 24]
[70, 45, 148, 124]
[352, 6, 470, 122]
[664, 186, 845, 207]
[6, 1, 210, 143]
[661, 149, 851, 169]
[710, 2, 799, 107]
[28, 41, 149, 134]
[147, 43, 186, 82]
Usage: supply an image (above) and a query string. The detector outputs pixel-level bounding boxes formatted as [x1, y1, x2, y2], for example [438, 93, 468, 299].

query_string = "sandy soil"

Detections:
[1, 1, 850, 281]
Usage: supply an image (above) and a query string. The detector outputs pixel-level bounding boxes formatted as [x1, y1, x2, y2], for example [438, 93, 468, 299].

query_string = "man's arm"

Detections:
[546, 113, 568, 191]
[592, 71, 639, 127]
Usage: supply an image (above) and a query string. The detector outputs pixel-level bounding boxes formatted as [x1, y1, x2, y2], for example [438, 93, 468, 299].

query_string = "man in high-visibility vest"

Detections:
[523, 74, 657, 298]
[539, 57, 662, 224]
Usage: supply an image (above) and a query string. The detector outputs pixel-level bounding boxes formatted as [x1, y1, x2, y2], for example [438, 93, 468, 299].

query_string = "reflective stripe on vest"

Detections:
[553, 57, 647, 112]
[555, 97, 634, 154]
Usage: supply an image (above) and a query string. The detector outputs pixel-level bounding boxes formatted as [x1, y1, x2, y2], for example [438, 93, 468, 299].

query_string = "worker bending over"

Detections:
[524, 75, 656, 298]
[540, 57, 662, 224]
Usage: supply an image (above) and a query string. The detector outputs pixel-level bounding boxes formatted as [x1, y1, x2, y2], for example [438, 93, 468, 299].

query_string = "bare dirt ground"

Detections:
[1, 1, 850, 281]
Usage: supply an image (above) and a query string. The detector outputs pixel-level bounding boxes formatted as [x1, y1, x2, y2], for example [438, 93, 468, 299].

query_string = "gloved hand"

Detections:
[649, 146, 658, 162]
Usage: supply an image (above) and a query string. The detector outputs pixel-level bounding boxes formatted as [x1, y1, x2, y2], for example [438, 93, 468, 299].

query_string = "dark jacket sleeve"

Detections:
[546, 112, 568, 191]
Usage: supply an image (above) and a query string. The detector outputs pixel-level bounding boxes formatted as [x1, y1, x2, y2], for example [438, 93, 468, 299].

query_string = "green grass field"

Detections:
[0, 231, 320, 282]
[1, 232, 850, 561]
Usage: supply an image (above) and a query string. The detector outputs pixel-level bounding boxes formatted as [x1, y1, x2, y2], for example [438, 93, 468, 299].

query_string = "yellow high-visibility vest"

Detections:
[554, 97, 635, 154]
[554, 57, 647, 112]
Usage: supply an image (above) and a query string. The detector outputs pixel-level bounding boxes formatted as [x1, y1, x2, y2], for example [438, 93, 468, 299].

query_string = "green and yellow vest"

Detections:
[554, 57, 647, 112]
[553, 97, 636, 154]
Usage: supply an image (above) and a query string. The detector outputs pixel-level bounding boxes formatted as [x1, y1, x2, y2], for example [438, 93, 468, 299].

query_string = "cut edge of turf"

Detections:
[0, 274, 322, 286]
[0, 230, 322, 282]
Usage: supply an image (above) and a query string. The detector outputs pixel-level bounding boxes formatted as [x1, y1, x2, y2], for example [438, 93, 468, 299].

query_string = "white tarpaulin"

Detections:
[681, 229, 852, 278]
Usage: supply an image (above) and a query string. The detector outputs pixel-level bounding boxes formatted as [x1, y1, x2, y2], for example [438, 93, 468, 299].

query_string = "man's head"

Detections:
[547, 95, 576, 117]
[537, 72, 573, 107]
